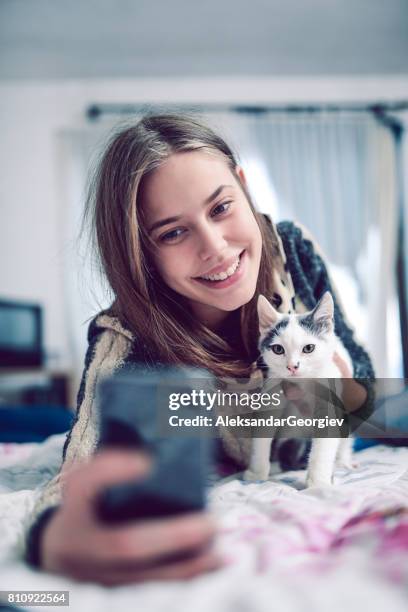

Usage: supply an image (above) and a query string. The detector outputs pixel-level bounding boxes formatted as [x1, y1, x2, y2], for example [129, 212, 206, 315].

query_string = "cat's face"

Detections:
[257, 292, 335, 378]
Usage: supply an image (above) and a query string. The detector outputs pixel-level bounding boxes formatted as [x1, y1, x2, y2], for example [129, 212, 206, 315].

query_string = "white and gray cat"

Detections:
[244, 291, 354, 487]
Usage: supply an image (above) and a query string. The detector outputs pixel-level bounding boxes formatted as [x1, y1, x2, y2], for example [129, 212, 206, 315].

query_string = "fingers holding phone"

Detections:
[41, 449, 221, 585]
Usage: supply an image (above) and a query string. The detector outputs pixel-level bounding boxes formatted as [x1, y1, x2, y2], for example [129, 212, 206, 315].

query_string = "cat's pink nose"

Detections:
[287, 362, 300, 374]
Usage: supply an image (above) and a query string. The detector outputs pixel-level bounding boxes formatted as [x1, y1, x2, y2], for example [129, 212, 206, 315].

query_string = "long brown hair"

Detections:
[84, 114, 277, 377]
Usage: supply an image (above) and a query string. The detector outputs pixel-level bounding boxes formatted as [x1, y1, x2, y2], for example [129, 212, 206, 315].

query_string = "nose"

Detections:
[287, 362, 300, 374]
[197, 223, 228, 261]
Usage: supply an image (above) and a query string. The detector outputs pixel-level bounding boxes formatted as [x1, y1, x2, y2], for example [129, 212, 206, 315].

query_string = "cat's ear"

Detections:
[312, 292, 334, 331]
[257, 295, 281, 336]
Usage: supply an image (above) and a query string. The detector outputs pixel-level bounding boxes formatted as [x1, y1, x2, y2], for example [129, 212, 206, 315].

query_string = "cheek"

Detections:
[243, 213, 262, 247]
[232, 199, 261, 241]
[153, 250, 191, 289]
[252, 228, 263, 269]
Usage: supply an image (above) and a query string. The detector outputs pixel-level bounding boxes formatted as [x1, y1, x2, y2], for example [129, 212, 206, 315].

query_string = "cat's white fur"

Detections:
[243, 292, 354, 487]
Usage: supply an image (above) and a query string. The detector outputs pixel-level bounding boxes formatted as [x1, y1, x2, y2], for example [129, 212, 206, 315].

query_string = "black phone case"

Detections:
[94, 367, 211, 523]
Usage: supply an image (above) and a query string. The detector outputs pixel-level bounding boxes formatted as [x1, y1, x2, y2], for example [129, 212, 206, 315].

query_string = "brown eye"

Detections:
[159, 228, 186, 243]
[303, 344, 315, 353]
[211, 201, 231, 217]
[271, 344, 285, 355]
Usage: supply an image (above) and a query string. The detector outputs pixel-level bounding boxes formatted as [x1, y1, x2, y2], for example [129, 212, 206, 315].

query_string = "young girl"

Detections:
[25, 114, 375, 584]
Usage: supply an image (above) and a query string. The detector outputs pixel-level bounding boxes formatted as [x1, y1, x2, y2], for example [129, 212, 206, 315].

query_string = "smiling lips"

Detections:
[192, 251, 246, 290]
[200, 258, 240, 281]
[195, 251, 243, 281]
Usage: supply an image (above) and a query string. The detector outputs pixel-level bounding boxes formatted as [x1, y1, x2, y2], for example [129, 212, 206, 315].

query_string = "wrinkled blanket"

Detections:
[0, 435, 407, 612]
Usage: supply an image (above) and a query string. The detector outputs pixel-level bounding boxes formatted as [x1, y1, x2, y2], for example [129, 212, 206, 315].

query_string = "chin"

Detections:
[214, 291, 256, 312]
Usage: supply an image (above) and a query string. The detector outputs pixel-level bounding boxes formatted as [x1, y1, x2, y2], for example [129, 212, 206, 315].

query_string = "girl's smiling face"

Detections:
[142, 151, 263, 329]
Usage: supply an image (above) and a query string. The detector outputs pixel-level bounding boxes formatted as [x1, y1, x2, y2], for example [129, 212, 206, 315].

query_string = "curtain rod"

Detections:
[86, 101, 408, 119]
[86, 102, 407, 133]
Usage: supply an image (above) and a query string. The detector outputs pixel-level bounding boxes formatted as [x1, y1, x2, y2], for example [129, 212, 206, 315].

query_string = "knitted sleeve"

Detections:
[276, 220, 376, 421]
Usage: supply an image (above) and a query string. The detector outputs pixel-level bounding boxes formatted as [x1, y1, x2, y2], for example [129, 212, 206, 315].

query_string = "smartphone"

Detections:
[94, 366, 212, 524]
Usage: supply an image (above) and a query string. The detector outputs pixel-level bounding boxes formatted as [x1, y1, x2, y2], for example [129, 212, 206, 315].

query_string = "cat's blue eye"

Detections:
[302, 344, 315, 353]
[271, 344, 285, 355]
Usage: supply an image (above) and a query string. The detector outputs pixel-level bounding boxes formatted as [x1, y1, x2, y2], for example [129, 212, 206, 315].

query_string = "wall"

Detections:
[1, 76, 408, 375]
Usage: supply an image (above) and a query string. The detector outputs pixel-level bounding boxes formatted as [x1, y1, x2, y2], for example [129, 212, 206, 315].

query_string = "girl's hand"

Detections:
[333, 351, 369, 413]
[333, 351, 353, 378]
[41, 449, 221, 585]
[281, 381, 312, 416]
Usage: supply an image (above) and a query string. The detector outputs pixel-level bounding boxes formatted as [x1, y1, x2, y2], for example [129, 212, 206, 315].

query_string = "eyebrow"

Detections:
[148, 184, 233, 234]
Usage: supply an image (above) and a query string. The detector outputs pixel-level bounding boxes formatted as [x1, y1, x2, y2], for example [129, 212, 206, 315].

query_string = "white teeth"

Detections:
[200, 256, 240, 281]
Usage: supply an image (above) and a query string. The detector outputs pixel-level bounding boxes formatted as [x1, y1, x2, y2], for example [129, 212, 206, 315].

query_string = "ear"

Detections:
[312, 292, 334, 330]
[235, 165, 248, 189]
[257, 294, 281, 336]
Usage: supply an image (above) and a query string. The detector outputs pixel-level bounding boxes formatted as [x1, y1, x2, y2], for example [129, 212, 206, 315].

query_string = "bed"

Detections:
[0, 433, 407, 611]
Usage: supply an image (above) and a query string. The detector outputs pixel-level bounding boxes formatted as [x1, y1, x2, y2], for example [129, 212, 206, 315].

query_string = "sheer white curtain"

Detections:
[59, 110, 402, 385]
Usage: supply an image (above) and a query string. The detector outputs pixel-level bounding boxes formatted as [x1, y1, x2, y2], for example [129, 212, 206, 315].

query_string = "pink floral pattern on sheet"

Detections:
[211, 448, 408, 586]
[0, 442, 37, 467]
[333, 507, 408, 585]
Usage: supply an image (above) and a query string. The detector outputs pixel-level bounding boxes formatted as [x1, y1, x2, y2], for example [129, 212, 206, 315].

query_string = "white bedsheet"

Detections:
[0, 434, 407, 612]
